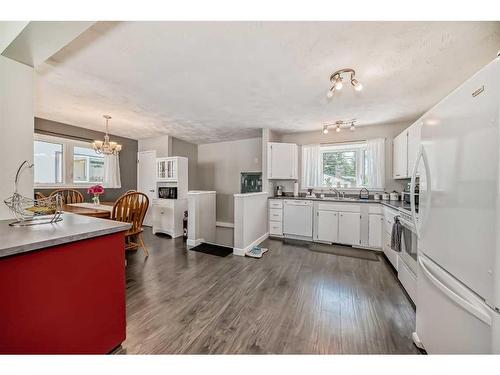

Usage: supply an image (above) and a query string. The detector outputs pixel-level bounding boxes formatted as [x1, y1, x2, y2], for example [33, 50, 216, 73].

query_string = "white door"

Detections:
[368, 214, 382, 248]
[315, 210, 338, 243]
[418, 58, 499, 306]
[338, 212, 361, 246]
[137, 150, 157, 226]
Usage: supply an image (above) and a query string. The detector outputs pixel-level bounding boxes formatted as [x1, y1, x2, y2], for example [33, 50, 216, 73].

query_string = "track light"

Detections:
[350, 122, 355, 131]
[327, 68, 362, 98]
[336, 124, 341, 132]
[322, 119, 356, 135]
[323, 125, 329, 134]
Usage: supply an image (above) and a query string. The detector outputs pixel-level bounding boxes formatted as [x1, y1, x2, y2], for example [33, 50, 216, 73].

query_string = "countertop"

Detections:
[0, 213, 131, 259]
[268, 195, 408, 211]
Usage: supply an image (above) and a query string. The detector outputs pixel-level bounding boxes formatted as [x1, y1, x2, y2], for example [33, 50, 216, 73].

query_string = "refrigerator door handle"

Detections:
[411, 144, 431, 239]
[419, 255, 492, 326]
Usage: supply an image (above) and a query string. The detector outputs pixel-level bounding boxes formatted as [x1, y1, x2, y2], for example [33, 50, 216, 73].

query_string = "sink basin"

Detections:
[320, 197, 358, 201]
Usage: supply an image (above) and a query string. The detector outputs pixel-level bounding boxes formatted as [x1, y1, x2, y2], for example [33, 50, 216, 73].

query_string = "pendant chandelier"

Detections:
[92, 115, 122, 155]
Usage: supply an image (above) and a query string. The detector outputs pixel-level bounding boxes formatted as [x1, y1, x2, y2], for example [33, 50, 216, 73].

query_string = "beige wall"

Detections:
[138, 135, 171, 157]
[278, 121, 411, 193]
[197, 137, 262, 223]
[170, 137, 199, 190]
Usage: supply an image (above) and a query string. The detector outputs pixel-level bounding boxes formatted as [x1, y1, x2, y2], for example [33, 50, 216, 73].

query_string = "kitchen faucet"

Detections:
[330, 188, 340, 199]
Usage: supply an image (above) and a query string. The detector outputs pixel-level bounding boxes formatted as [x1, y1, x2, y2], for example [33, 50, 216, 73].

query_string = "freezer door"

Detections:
[416, 254, 498, 354]
[418, 58, 500, 305]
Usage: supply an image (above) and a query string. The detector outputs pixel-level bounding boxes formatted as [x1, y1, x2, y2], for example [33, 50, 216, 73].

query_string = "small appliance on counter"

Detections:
[382, 192, 390, 200]
[403, 179, 419, 206]
[276, 185, 284, 196]
[373, 193, 381, 200]
[390, 191, 400, 201]
[359, 188, 369, 200]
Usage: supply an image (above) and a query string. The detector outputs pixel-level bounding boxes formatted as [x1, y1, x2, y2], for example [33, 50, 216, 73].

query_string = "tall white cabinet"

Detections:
[393, 121, 422, 179]
[267, 142, 298, 180]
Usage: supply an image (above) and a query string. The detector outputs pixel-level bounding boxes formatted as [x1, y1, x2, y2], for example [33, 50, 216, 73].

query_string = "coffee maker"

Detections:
[276, 185, 284, 196]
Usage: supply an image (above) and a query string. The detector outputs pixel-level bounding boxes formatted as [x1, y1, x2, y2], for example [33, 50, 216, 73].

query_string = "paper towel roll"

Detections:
[293, 182, 299, 197]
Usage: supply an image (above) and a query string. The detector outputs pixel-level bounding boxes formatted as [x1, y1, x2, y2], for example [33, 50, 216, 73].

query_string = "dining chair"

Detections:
[111, 191, 150, 256]
[34, 191, 46, 200]
[49, 189, 84, 204]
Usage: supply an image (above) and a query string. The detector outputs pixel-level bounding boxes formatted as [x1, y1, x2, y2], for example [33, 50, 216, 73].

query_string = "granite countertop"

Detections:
[268, 195, 408, 211]
[0, 213, 131, 259]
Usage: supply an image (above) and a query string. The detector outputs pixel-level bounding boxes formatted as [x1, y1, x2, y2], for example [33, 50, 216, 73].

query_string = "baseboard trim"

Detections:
[187, 238, 204, 248]
[233, 232, 269, 257]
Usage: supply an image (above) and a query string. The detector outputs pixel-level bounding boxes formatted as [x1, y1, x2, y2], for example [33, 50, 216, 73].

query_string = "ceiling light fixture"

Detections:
[92, 115, 122, 155]
[322, 119, 357, 135]
[326, 68, 363, 98]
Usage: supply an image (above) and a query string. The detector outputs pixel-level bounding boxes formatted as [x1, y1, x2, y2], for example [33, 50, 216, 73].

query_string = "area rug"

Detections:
[189, 243, 233, 257]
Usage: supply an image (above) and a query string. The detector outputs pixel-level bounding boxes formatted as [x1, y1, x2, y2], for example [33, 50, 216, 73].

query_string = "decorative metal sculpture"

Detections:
[3, 161, 63, 226]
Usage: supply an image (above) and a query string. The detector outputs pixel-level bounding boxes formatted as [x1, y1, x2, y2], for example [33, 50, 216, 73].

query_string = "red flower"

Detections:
[88, 185, 105, 195]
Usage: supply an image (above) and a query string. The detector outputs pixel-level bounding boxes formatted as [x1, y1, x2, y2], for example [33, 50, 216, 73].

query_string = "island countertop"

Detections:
[0, 213, 131, 259]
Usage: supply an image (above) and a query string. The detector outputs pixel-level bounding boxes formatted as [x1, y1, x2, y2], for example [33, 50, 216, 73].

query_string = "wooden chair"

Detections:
[111, 191, 150, 256]
[34, 192, 46, 200]
[49, 189, 84, 204]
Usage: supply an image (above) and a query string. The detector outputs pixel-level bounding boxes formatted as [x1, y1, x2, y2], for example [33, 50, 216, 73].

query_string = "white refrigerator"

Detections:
[411, 57, 500, 353]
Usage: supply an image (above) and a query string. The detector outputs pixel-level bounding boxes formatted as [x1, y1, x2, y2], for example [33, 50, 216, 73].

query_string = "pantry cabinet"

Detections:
[393, 121, 422, 179]
[267, 142, 298, 180]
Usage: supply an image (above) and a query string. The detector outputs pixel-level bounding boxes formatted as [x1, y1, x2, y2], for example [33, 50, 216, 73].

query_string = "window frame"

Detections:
[34, 133, 105, 189]
[315, 141, 381, 191]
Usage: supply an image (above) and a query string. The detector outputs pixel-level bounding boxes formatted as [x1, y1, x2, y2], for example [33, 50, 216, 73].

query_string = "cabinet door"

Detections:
[393, 132, 408, 179]
[315, 210, 339, 243]
[368, 214, 383, 248]
[268, 142, 297, 179]
[157, 159, 167, 180]
[407, 121, 422, 177]
[338, 212, 361, 246]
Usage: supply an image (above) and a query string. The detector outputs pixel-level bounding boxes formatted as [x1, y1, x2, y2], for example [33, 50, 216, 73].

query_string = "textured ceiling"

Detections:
[35, 21, 500, 144]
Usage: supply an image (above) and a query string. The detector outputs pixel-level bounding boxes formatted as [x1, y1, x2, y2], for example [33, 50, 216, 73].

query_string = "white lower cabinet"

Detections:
[368, 214, 383, 248]
[382, 207, 399, 270]
[315, 210, 339, 243]
[338, 212, 361, 246]
[268, 199, 283, 237]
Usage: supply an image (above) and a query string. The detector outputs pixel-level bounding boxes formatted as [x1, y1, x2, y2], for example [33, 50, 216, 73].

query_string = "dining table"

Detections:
[62, 202, 114, 219]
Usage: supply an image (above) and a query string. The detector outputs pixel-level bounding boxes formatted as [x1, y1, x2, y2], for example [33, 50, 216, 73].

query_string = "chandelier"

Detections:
[92, 115, 122, 155]
[322, 119, 356, 134]
[326, 68, 363, 98]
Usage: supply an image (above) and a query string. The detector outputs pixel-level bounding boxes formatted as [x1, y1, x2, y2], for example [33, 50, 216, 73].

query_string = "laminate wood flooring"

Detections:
[117, 229, 420, 354]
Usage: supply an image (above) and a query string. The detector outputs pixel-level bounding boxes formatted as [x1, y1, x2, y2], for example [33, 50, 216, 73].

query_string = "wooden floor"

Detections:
[117, 229, 420, 354]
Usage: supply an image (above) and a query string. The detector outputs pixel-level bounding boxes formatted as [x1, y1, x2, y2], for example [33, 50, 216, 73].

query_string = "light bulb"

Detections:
[323, 126, 329, 134]
[350, 123, 355, 131]
[336, 125, 341, 133]
[326, 87, 335, 98]
[351, 78, 363, 91]
[334, 77, 343, 90]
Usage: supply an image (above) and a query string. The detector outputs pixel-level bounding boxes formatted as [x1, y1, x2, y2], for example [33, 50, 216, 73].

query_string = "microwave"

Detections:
[158, 187, 177, 199]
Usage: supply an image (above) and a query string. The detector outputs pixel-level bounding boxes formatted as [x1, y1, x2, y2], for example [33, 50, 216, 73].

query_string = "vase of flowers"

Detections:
[88, 185, 105, 205]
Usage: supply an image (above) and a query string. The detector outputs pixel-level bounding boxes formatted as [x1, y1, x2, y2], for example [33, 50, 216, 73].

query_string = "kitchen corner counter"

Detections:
[0, 213, 131, 259]
[268, 195, 407, 211]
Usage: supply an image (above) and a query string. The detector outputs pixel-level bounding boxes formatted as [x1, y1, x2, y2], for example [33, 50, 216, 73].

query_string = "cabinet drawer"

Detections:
[269, 200, 283, 209]
[269, 208, 283, 222]
[269, 221, 283, 235]
[316, 203, 360, 212]
[368, 205, 382, 214]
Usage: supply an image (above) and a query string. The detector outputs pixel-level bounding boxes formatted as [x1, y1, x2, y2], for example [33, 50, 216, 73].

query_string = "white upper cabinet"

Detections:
[267, 142, 298, 180]
[393, 131, 408, 179]
[407, 121, 423, 177]
[157, 157, 178, 181]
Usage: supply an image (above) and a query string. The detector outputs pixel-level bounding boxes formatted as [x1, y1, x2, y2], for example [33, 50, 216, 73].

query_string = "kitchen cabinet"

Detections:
[315, 210, 339, 243]
[338, 212, 361, 246]
[157, 157, 177, 181]
[368, 214, 383, 248]
[393, 131, 408, 179]
[382, 207, 399, 270]
[268, 199, 283, 237]
[152, 198, 187, 238]
[393, 121, 422, 179]
[407, 121, 422, 176]
[267, 142, 298, 180]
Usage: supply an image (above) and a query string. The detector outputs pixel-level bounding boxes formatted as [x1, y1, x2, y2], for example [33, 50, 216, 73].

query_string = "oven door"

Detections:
[400, 219, 418, 275]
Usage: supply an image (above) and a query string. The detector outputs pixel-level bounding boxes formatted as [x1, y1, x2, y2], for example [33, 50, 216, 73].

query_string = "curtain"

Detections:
[365, 138, 385, 190]
[301, 144, 322, 188]
[103, 153, 122, 189]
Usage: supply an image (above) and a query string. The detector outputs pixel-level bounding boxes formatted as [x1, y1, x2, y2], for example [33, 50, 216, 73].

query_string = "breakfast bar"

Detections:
[0, 213, 131, 354]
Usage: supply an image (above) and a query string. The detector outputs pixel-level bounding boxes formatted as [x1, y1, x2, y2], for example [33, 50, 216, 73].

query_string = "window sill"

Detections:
[304, 187, 385, 193]
[34, 184, 114, 190]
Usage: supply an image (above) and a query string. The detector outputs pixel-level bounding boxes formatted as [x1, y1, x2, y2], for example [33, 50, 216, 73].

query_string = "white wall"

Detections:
[0, 56, 34, 219]
[138, 134, 171, 157]
[233, 192, 268, 256]
[197, 137, 262, 223]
